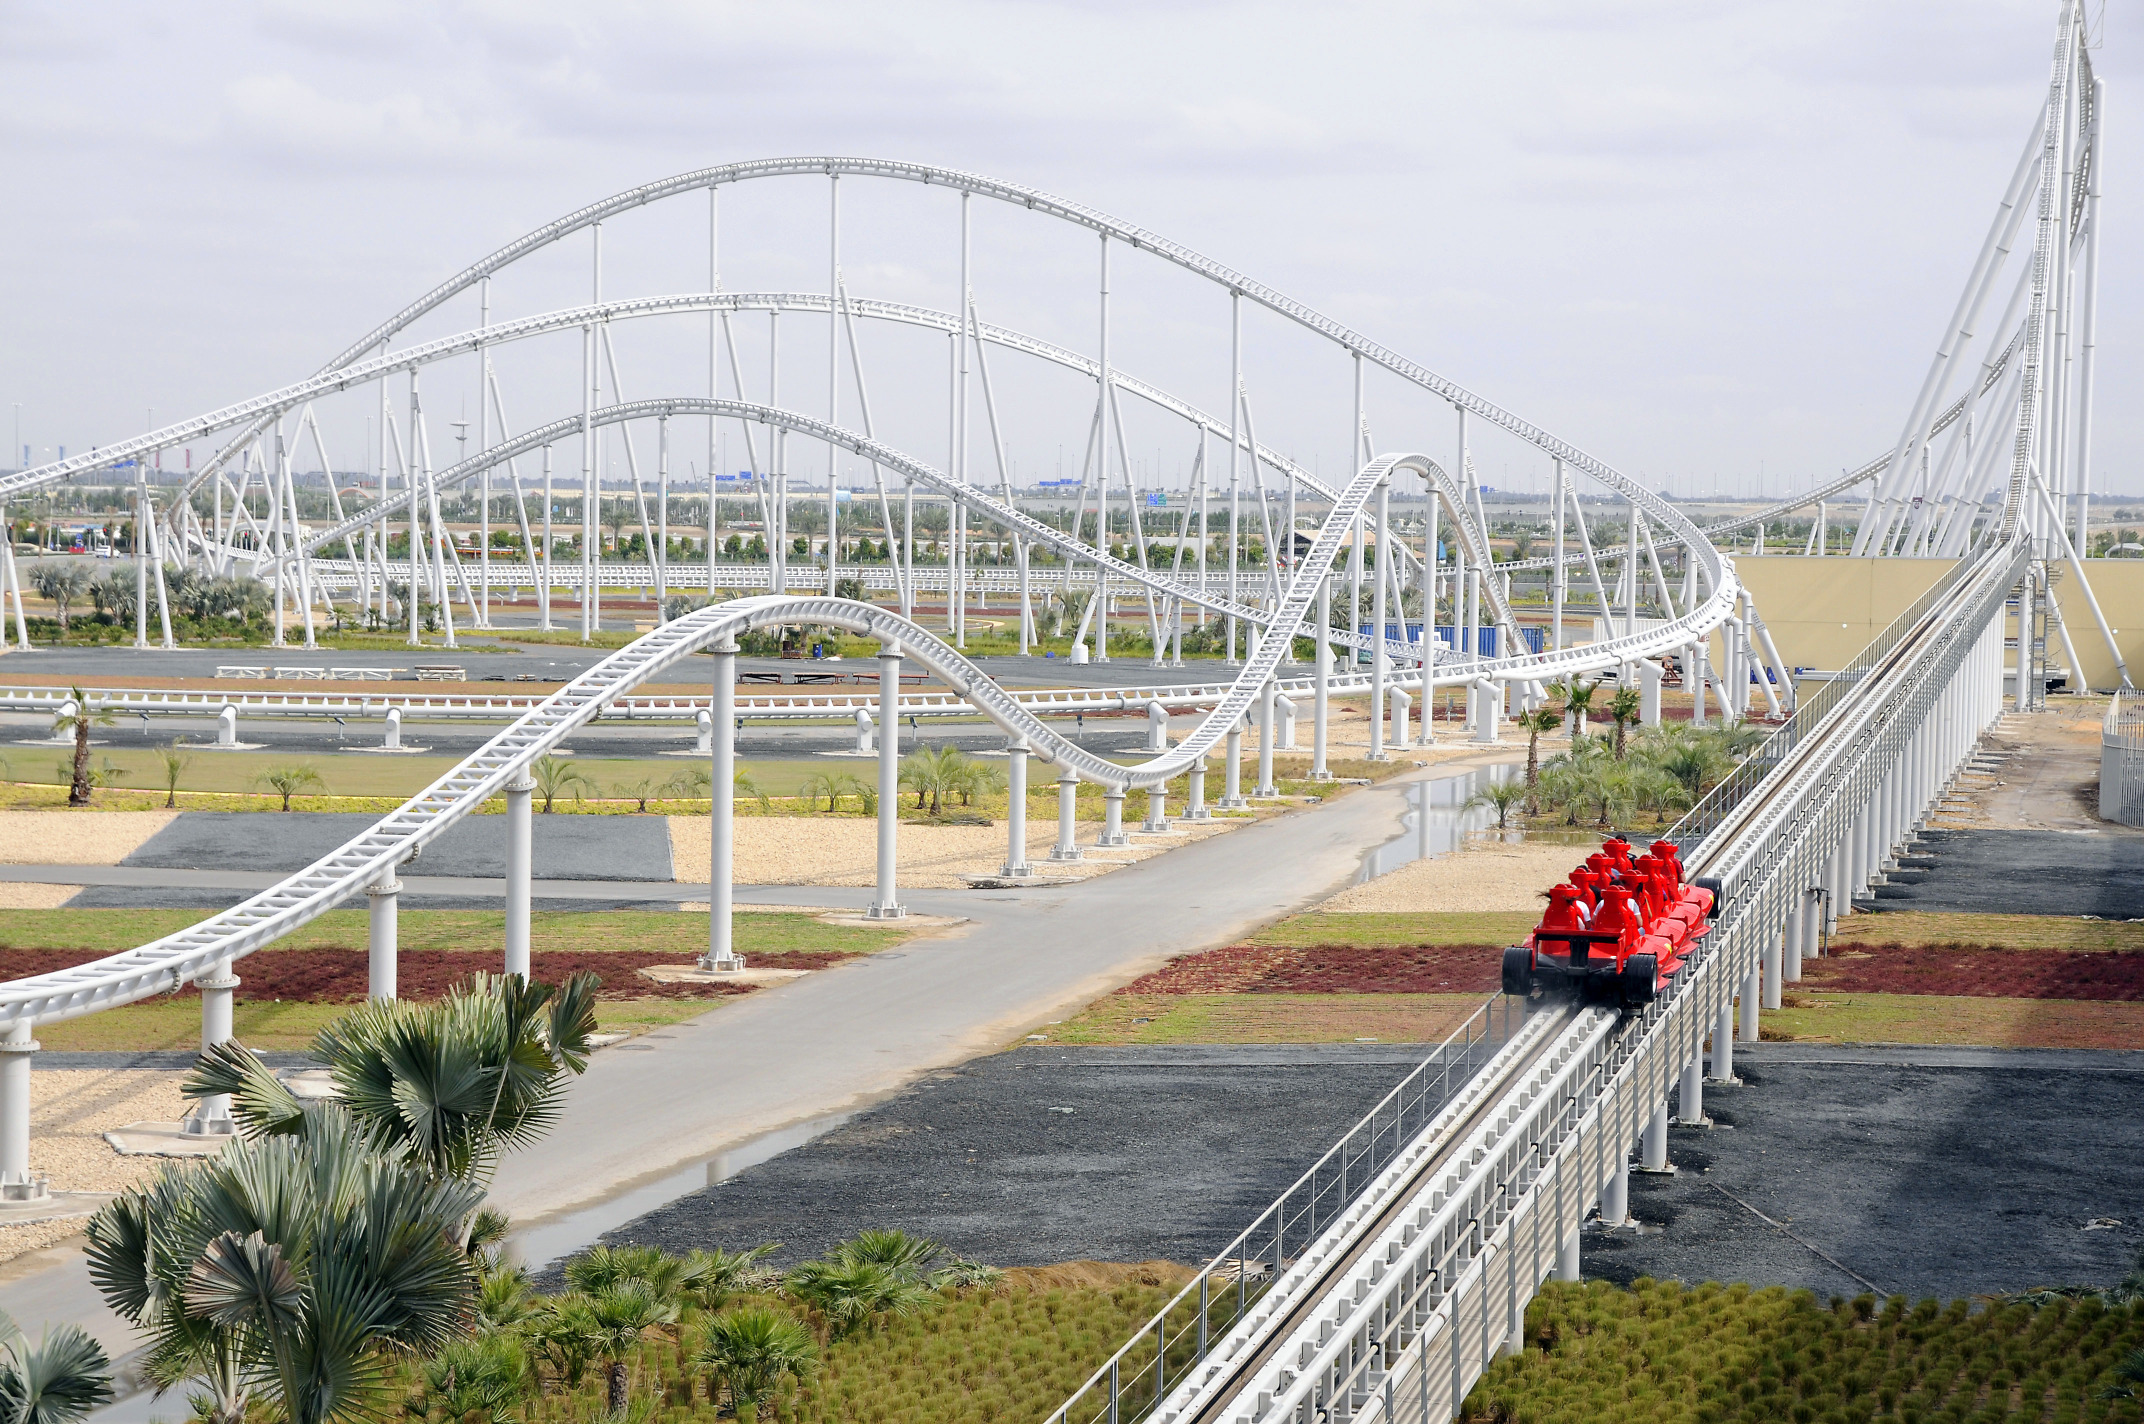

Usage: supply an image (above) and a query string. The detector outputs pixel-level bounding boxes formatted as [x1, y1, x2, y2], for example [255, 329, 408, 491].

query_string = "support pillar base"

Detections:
[862, 905, 908, 921]
[1047, 846, 1085, 862]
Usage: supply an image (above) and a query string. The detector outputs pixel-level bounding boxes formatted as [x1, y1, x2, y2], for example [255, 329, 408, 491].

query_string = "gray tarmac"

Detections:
[580, 1045, 1448, 1271]
[581, 1043, 2144, 1301]
[116, 811, 673, 880]
[1862, 828, 2144, 917]
[1588, 1044, 2144, 1300]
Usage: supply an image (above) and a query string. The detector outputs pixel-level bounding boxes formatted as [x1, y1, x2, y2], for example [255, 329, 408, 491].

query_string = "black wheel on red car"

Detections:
[1618, 954, 1659, 1009]
[1501, 947, 1536, 998]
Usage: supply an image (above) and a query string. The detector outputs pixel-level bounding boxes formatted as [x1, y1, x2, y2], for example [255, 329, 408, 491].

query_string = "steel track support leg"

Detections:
[1186, 754, 1209, 822]
[1312, 576, 1332, 777]
[1220, 723, 1247, 808]
[0, 1020, 38, 1202]
[368, 871, 400, 1000]
[1256, 679, 1278, 796]
[1739, 966, 1760, 1044]
[1676, 1054, 1708, 1127]
[705, 639, 744, 962]
[1001, 739, 1033, 877]
[1100, 787, 1128, 847]
[1051, 771, 1083, 861]
[869, 644, 906, 919]
[1556, 1227, 1580, 1282]
[505, 778, 533, 977]
[1601, 1155, 1631, 1225]
[1709, 1001, 1737, 1083]
[189, 957, 239, 1136]
[1640, 1102, 1675, 1172]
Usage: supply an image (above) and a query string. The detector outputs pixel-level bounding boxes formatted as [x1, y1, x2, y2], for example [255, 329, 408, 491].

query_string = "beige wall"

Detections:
[2049, 560, 2144, 692]
[1731, 557, 1958, 673]
[1726, 556, 2144, 695]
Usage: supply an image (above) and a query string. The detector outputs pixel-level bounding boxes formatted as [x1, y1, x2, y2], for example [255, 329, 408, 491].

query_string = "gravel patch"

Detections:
[585, 1044, 1442, 1270]
[1318, 840, 1589, 914]
[1868, 828, 2144, 917]
[0, 1069, 194, 1264]
[1588, 1043, 2144, 1299]
[0, 809, 177, 865]
[0, 884, 83, 908]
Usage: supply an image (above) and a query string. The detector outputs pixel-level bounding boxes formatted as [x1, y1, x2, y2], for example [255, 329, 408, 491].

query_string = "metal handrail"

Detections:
[1048, 994, 1521, 1424]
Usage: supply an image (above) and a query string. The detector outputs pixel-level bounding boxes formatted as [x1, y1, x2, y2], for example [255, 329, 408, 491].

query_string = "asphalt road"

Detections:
[1863, 828, 2144, 917]
[1591, 1044, 2144, 1299]
[483, 759, 1476, 1227]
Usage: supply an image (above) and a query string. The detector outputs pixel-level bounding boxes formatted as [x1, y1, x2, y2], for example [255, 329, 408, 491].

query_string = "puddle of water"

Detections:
[1356, 764, 1520, 883]
[509, 1109, 854, 1270]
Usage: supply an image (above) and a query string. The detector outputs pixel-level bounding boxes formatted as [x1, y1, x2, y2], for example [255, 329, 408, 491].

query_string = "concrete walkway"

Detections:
[3, 751, 1514, 1359]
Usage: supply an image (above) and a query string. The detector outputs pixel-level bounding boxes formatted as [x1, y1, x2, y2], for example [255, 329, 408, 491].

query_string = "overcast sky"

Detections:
[0, 0, 2127, 502]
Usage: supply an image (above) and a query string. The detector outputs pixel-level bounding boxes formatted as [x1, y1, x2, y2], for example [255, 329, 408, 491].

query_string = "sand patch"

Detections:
[0, 809, 178, 865]
[1318, 839, 1595, 914]
[669, 813, 1245, 889]
[0, 883, 81, 908]
[0, 1069, 194, 1264]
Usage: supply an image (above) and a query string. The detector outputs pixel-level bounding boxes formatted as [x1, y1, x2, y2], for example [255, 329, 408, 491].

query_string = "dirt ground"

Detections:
[667, 812, 1247, 889]
[1316, 839, 1590, 914]
[0, 884, 83, 909]
[0, 808, 178, 864]
[1928, 705, 2129, 832]
[0, 1068, 192, 1264]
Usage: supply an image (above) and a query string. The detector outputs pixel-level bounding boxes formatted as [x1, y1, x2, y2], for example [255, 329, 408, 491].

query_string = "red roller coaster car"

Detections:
[1501, 838, 1723, 1011]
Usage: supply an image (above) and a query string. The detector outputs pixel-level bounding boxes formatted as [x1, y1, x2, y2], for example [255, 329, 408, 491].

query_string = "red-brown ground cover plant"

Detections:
[1119, 942, 1503, 996]
[1802, 943, 2144, 1000]
[0, 946, 855, 1001]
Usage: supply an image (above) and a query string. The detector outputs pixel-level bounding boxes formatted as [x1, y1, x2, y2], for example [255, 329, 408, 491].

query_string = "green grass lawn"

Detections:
[32, 994, 720, 1051]
[1468, 1279, 2144, 1424]
[1045, 992, 1487, 1046]
[1764, 991, 2144, 1051]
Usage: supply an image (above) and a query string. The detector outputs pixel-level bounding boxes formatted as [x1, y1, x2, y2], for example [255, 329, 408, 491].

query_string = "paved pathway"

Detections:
[3, 751, 1514, 1361]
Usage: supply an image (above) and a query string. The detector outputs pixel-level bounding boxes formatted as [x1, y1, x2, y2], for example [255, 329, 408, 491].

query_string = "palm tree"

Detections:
[1555, 677, 1597, 742]
[404, 1334, 529, 1424]
[156, 739, 192, 808]
[949, 758, 1007, 809]
[584, 1282, 668, 1418]
[1605, 686, 1643, 760]
[1515, 705, 1562, 795]
[798, 771, 846, 814]
[833, 1228, 942, 1278]
[732, 766, 770, 812]
[254, 763, 325, 811]
[52, 686, 115, 807]
[185, 971, 599, 1190]
[533, 755, 593, 813]
[85, 1103, 480, 1424]
[692, 1307, 818, 1424]
[1464, 780, 1529, 835]
[0, 1308, 113, 1424]
[681, 1243, 782, 1313]
[899, 744, 967, 815]
[564, 1245, 689, 1319]
[28, 563, 88, 640]
[783, 1259, 936, 1341]
[661, 765, 713, 805]
[613, 776, 657, 813]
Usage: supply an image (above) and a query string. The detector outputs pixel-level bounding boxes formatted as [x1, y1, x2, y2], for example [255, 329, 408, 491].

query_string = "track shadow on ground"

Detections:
[1586, 1044, 2144, 1299]
[1865, 828, 2144, 917]
[116, 811, 672, 880]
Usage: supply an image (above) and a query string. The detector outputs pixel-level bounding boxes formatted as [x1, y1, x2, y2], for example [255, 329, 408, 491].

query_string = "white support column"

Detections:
[870, 643, 906, 918]
[1312, 575, 1332, 779]
[1387, 685, 1411, 749]
[505, 778, 533, 977]
[1708, 1001, 1736, 1084]
[383, 706, 402, 751]
[1001, 740, 1032, 876]
[1638, 659, 1663, 726]
[1099, 786, 1127, 847]
[1769, 916, 1790, 1000]
[1142, 783, 1168, 833]
[1051, 771, 1083, 861]
[1739, 965, 1760, 1044]
[368, 870, 400, 1000]
[1600, 1155, 1631, 1226]
[1555, 1227, 1580, 1283]
[0, 1019, 37, 1201]
[1256, 679, 1278, 797]
[1186, 754, 1209, 821]
[695, 709, 713, 756]
[1640, 1102, 1674, 1173]
[1220, 722, 1247, 808]
[188, 957, 239, 1136]
[705, 637, 742, 966]
[1275, 695, 1297, 751]
[1676, 1054, 1706, 1126]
